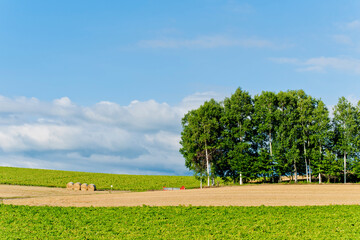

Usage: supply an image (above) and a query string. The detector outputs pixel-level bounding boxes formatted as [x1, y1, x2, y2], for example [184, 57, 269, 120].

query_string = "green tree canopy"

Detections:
[180, 99, 223, 186]
[220, 88, 254, 184]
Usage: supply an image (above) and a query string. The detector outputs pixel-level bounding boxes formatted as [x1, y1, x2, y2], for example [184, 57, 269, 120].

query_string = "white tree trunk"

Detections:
[269, 131, 273, 157]
[239, 172, 243, 185]
[294, 161, 298, 183]
[344, 151, 347, 184]
[304, 142, 308, 182]
[308, 141, 312, 182]
[205, 144, 210, 187]
[319, 145, 322, 184]
[309, 160, 312, 183]
[200, 177, 202, 189]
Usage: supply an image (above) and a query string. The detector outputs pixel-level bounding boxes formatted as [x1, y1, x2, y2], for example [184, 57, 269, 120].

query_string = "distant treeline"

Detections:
[180, 88, 360, 185]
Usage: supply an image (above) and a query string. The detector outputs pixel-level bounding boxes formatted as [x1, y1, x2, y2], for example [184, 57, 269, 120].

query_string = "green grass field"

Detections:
[0, 166, 201, 191]
[1, 166, 357, 239]
[1, 204, 360, 239]
[0, 166, 321, 192]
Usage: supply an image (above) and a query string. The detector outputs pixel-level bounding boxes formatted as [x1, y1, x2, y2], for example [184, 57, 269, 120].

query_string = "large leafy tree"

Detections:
[351, 102, 360, 179]
[180, 99, 223, 187]
[253, 91, 278, 181]
[253, 91, 278, 157]
[221, 88, 254, 184]
[309, 99, 331, 183]
[323, 149, 342, 183]
[333, 97, 359, 183]
[274, 90, 302, 182]
[180, 88, 360, 185]
[297, 91, 315, 182]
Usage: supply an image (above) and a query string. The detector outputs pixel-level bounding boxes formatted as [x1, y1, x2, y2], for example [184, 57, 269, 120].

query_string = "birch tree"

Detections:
[309, 100, 331, 183]
[221, 88, 254, 184]
[180, 99, 223, 187]
[253, 91, 278, 181]
[333, 97, 359, 183]
[297, 91, 315, 182]
[254, 91, 278, 157]
[275, 91, 302, 183]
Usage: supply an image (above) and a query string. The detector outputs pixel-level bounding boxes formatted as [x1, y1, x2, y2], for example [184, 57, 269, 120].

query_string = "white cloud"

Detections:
[271, 56, 360, 74]
[303, 57, 360, 73]
[278, 20, 360, 74]
[138, 35, 274, 49]
[53, 97, 73, 107]
[332, 35, 353, 45]
[0, 92, 219, 175]
[178, 91, 223, 112]
[145, 131, 181, 151]
[333, 20, 360, 52]
[345, 20, 360, 30]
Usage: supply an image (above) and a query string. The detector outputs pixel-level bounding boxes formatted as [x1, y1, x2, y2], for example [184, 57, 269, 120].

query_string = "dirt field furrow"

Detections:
[2, 184, 360, 207]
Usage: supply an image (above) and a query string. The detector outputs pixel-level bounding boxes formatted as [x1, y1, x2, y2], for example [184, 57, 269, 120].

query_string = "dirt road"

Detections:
[2, 184, 360, 207]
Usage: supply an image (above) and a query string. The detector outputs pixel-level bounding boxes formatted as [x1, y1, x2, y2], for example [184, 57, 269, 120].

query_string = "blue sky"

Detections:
[1, 1, 360, 175]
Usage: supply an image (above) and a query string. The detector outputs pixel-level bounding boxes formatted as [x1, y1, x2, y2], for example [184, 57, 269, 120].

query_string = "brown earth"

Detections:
[2, 184, 360, 207]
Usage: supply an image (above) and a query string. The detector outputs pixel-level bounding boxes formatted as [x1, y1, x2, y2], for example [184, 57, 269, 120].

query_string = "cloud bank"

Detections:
[0, 92, 223, 175]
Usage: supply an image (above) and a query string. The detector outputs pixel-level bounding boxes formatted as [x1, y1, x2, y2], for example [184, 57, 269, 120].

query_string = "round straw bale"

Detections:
[81, 183, 88, 191]
[88, 184, 96, 191]
[73, 182, 81, 191]
[66, 182, 74, 190]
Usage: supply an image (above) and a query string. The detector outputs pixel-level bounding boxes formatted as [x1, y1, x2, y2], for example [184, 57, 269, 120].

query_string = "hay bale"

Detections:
[66, 182, 74, 190]
[81, 183, 88, 191]
[88, 184, 96, 191]
[73, 182, 81, 191]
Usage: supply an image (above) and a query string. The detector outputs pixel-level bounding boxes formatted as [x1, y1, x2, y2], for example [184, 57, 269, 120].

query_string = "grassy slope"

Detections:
[1, 204, 360, 239]
[0, 166, 200, 191]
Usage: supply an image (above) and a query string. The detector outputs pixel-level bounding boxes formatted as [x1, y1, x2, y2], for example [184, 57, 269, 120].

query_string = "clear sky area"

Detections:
[1, 1, 360, 175]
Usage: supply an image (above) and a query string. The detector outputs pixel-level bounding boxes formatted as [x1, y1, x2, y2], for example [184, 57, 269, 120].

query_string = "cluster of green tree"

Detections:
[180, 88, 360, 186]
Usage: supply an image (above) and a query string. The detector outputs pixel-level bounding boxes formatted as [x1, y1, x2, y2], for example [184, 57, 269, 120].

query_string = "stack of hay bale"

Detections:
[66, 182, 96, 191]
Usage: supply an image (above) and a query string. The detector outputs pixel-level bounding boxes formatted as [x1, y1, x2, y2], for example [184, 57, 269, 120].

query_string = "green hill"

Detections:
[0, 166, 199, 191]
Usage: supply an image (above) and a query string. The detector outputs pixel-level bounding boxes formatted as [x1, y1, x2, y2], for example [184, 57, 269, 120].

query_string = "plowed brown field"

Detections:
[2, 184, 360, 207]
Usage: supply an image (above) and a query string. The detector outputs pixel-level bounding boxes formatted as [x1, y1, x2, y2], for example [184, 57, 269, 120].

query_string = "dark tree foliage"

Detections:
[220, 88, 254, 183]
[180, 99, 223, 186]
[253, 91, 278, 181]
[180, 88, 360, 184]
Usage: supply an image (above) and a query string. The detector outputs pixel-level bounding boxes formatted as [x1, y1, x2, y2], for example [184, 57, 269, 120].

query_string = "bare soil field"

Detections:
[2, 184, 360, 207]
[0, 184, 102, 199]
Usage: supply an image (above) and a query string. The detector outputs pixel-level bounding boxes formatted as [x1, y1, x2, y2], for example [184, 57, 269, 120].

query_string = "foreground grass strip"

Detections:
[0, 166, 201, 191]
[1, 204, 360, 239]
